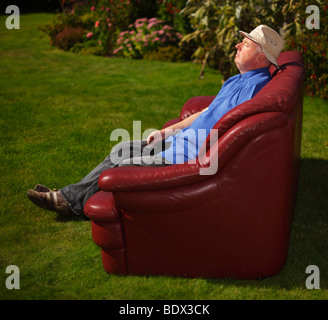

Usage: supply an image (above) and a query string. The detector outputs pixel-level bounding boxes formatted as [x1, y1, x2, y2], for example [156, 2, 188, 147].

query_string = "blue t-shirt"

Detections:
[160, 67, 271, 164]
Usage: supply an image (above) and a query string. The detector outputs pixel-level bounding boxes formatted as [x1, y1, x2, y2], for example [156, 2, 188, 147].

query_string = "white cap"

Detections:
[239, 25, 284, 69]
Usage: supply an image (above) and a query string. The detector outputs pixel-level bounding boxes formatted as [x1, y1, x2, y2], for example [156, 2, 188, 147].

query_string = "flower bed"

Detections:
[40, 0, 190, 61]
[113, 17, 183, 60]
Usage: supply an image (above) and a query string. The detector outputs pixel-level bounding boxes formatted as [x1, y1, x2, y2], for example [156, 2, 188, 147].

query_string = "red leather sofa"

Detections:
[84, 51, 305, 279]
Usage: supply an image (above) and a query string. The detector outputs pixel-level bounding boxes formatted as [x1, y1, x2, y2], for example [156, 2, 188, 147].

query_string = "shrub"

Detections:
[59, 0, 97, 15]
[180, 0, 267, 80]
[113, 17, 183, 59]
[54, 26, 85, 51]
[39, 0, 193, 63]
[285, 32, 327, 99]
[79, 46, 106, 56]
[156, 0, 192, 35]
[40, 0, 135, 56]
[143, 45, 184, 62]
[284, 3, 328, 99]
[39, 12, 82, 46]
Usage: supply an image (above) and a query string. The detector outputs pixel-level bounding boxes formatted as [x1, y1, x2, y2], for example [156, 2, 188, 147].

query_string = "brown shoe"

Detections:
[27, 189, 73, 218]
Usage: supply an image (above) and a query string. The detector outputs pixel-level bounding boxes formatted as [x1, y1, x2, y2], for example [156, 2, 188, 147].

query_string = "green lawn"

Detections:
[0, 13, 327, 300]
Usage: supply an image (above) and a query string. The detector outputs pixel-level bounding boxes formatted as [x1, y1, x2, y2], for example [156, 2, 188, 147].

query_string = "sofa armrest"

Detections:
[162, 118, 180, 129]
[180, 96, 216, 120]
[84, 191, 120, 221]
[199, 112, 289, 172]
[98, 162, 209, 192]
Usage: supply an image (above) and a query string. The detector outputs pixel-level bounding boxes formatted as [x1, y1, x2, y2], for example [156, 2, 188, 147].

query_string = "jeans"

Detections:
[60, 140, 171, 215]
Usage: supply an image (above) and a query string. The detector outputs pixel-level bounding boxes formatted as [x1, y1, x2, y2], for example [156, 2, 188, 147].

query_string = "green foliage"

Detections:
[156, 0, 193, 35]
[143, 45, 185, 62]
[283, 1, 328, 99]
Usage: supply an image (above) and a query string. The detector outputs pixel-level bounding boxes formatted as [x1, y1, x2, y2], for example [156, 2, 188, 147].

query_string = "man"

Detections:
[27, 25, 284, 219]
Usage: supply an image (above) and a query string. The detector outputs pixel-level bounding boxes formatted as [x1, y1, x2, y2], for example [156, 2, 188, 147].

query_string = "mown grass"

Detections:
[0, 13, 327, 300]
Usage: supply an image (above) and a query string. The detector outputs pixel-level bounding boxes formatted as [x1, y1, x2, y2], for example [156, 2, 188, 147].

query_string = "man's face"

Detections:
[235, 37, 263, 74]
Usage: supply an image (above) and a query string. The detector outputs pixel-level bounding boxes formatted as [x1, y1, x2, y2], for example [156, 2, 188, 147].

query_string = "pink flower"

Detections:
[86, 32, 93, 39]
[119, 31, 129, 36]
[147, 22, 157, 29]
[163, 25, 173, 30]
[135, 22, 144, 28]
[95, 21, 100, 27]
[152, 37, 160, 43]
[106, 7, 110, 12]
[90, 6, 95, 11]
[135, 18, 148, 23]
[108, 23, 112, 27]
[113, 47, 122, 54]
[98, 40, 102, 45]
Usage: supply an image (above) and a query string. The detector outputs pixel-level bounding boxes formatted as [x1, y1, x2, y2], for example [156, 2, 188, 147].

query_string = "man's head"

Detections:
[235, 25, 284, 74]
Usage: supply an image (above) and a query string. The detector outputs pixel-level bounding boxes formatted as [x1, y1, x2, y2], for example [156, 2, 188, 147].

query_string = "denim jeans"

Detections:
[60, 140, 171, 216]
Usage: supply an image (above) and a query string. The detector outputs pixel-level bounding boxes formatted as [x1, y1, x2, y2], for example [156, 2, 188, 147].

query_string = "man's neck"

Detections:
[238, 62, 271, 75]
[239, 66, 269, 75]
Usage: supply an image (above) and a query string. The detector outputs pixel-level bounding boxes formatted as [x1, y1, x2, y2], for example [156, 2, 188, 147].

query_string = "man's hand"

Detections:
[147, 130, 164, 144]
[147, 111, 202, 145]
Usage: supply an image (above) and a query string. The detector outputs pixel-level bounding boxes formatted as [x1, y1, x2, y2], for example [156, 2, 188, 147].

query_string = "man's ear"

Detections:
[257, 53, 266, 62]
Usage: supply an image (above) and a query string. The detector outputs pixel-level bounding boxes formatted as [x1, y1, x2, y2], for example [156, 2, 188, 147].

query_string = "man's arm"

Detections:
[147, 111, 202, 144]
